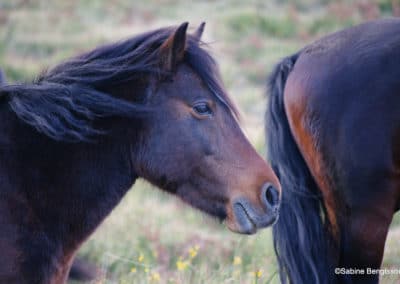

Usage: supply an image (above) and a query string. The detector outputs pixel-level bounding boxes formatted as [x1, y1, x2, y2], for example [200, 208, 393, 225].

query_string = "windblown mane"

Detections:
[0, 26, 237, 142]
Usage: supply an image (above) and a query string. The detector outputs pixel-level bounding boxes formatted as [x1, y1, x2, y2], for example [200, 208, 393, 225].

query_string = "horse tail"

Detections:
[265, 53, 335, 284]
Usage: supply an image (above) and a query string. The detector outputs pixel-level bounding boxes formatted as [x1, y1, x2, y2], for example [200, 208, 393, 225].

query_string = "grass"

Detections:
[77, 181, 279, 284]
[1, 0, 399, 283]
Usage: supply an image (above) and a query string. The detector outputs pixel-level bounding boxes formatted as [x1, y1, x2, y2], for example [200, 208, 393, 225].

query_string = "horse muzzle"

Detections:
[228, 184, 281, 234]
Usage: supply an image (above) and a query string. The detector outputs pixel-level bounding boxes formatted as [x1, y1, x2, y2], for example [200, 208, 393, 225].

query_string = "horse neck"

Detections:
[42, 133, 133, 229]
[1, 108, 137, 268]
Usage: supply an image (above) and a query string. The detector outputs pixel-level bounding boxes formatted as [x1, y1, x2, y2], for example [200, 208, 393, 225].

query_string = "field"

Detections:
[0, 0, 399, 283]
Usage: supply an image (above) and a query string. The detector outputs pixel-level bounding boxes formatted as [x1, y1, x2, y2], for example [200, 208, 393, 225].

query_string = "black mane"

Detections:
[0, 26, 237, 142]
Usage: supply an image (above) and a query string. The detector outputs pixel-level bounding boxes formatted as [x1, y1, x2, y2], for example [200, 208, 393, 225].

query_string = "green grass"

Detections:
[77, 181, 279, 284]
[1, 0, 399, 283]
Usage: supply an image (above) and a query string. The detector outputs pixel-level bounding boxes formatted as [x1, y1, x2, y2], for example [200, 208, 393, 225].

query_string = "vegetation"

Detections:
[1, 0, 399, 283]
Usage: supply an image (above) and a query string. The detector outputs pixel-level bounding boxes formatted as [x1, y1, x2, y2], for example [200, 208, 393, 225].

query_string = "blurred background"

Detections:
[0, 0, 399, 283]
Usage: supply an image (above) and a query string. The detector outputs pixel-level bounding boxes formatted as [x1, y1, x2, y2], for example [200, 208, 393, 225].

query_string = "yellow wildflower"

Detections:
[253, 269, 263, 278]
[144, 267, 149, 273]
[233, 256, 242, 265]
[130, 266, 137, 273]
[176, 259, 189, 271]
[188, 247, 198, 259]
[138, 253, 144, 263]
[149, 272, 161, 282]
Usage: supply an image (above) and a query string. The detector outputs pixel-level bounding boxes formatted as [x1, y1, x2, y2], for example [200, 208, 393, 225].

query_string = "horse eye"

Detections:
[193, 103, 212, 116]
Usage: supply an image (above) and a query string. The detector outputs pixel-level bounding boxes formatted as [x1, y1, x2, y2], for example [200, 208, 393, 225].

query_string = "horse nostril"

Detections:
[262, 184, 280, 209]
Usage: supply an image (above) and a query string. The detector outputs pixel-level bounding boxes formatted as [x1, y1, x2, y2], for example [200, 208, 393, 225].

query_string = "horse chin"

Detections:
[226, 219, 257, 235]
[225, 204, 258, 235]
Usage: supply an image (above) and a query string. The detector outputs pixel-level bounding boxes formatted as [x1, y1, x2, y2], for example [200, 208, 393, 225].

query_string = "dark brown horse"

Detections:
[266, 18, 400, 284]
[0, 22, 281, 283]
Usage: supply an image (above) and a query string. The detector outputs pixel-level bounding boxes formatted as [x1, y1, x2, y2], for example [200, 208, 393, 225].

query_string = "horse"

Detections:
[0, 22, 281, 283]
[266, 18, 400, 284]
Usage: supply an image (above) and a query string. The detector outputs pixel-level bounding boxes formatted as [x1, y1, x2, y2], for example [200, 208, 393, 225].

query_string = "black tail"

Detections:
[265, 54, 335, 284]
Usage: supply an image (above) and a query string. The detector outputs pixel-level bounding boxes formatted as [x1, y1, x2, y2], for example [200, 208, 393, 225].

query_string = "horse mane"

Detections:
[0, 26, 237, 142]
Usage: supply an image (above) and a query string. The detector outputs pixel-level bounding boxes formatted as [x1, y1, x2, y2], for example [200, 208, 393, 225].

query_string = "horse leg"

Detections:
[335, 170, 398, 284]
[339, 206, 393, 284]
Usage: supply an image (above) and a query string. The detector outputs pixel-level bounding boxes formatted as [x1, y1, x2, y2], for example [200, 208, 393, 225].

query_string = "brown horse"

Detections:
[266, 18, 400, 284]
[0, 23, 281, 283]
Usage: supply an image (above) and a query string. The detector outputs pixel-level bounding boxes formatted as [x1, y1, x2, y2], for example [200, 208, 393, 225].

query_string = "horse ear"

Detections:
[159, 22, 188, 72]
[193, 22, 205, 42]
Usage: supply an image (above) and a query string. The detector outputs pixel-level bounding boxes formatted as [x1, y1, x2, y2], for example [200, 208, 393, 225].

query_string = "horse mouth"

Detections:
[228, 200, 279, 235]
[231, 203, 258, 234]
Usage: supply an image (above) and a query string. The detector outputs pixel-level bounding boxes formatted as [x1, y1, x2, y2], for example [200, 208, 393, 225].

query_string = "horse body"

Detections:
[267, 18, 400, 283]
